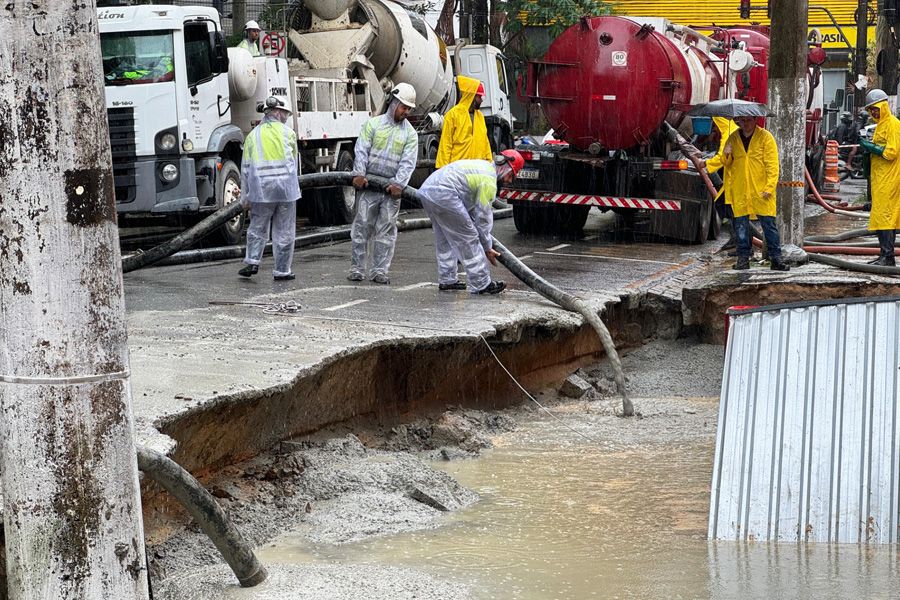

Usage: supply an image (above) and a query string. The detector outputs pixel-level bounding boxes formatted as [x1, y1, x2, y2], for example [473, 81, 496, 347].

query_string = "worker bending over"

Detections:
[859, 89, 900, 266]
[238, 20, 261, 56]
[435, 76, 492, 167]
[348, 83, 418, 284]
[238, 96, 300, 280]
[418, 150, 524, 294]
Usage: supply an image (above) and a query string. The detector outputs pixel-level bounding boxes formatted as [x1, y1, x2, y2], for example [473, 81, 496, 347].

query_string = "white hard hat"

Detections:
[390, 83, 417, 108]
[258, 95, 292, 115]
[245, 20, 260, 30]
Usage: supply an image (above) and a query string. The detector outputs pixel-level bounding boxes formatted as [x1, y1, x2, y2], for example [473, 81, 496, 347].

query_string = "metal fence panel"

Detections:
[709, 297, 900, 543]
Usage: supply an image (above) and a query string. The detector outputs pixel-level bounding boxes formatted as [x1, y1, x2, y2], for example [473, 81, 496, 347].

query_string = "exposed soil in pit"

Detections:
[149, 337, 726, 599]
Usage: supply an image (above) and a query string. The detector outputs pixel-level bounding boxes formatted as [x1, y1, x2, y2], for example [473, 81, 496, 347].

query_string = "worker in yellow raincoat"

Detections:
[435, 76, 493, 168]
[720, 115, 789, 271]
[701, 116, 740, 250]
[859, 89, 900, 266]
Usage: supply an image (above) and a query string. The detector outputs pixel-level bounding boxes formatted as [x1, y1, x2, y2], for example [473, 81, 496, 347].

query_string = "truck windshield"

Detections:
[102, 31, 175, 85]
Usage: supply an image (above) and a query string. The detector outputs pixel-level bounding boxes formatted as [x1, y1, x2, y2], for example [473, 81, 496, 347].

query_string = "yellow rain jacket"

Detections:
[435, 76, 492, 168]
[866, 100, 900, 230]
[705, 117, 739, 202]
[722, 125, 779, 218]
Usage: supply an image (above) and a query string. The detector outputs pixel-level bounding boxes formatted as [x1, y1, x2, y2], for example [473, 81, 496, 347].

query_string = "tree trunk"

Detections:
[0, 2, 149, 599]
[767, 0, 808, 255]
[855, 0, 869, 109]
[234, 0, 247, 36]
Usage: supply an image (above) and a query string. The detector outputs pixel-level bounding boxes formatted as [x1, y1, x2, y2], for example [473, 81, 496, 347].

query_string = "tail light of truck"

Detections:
[520, 150, 534, 161]
[657, 160, 688, 170]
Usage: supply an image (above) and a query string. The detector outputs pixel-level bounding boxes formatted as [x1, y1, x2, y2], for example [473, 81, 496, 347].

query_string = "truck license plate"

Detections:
[517, 168, 540, 180]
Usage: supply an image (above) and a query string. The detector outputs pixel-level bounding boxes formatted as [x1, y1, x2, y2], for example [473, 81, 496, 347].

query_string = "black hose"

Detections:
[491, 239, 633, 417]
[808, 252, 900, 275]
[804, 228, 874, 243]
[136, 445, 267, 587]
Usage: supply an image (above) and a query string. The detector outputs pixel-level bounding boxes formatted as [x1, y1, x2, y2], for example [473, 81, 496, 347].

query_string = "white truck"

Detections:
[98, 2, 513, 239]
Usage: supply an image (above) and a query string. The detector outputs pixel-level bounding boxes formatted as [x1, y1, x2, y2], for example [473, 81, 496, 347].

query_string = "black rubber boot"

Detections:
[770, 258, 790, 271]
[238, 264, 258, 277]
[732, 257, 750, 270]
[867, 230, 897, 265]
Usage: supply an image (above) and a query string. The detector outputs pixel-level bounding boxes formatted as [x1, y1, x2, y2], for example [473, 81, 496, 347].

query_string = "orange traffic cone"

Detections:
[821, 139, 840, 193]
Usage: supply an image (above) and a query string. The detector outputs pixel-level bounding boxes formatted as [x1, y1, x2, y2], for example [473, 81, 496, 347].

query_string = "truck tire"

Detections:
[547, 205, 590, 236]
[210, 159, 245, 245]
[513, 203, 543, 234]
[308, 150, 356, 226]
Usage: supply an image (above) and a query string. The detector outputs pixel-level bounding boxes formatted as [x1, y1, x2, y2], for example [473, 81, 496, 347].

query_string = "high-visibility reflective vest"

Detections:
[241, 117, 300, 203]
[237, 39, 260, 57]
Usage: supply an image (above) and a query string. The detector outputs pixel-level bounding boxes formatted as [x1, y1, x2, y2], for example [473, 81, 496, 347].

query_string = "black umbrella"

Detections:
[687, 99, 775, 118]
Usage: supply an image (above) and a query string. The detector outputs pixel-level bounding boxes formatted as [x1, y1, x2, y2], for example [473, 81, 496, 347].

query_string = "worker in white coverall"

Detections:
[238, 96, 300, 281]
[418, 150, 524, 294]
[348, 83, 419, 284]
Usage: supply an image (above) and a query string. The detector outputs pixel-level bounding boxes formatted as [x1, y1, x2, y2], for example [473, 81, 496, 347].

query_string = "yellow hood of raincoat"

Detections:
[722, 126, 779, 219]
[867, 100, 900, 230]
[705, 117, 740, 202]
[435, 76, 493, 168]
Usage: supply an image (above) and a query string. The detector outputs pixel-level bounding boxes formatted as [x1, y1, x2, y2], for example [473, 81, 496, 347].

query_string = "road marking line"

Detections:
[546, 244, 571, 251]
[582, 235, 599, 241]
[322, 299, 369, 312]
[395, 282, 433, 291]
[534, 251, 679, 266]
[518, 254, 532, 261]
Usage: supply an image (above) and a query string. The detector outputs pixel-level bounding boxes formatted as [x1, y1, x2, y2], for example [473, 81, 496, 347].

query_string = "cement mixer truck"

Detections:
[98, 2, 513, 241]
[505, 16, 824, 243]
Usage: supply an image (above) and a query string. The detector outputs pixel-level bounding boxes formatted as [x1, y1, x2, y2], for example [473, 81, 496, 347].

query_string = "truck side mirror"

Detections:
[834, 88, 845, 109]
[211, 30, 229, 73]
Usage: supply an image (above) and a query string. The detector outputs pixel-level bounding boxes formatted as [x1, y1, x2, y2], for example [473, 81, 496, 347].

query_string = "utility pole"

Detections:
[874, 4, 899, 107]
[855, 0, 870, 109]
[234, 0, 247, 35]
[0, 2, 149, 599]
[767, 0, 808, 260]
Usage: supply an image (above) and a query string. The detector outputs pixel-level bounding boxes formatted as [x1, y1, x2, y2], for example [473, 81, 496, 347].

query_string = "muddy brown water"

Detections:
[241, 397, 899, 599]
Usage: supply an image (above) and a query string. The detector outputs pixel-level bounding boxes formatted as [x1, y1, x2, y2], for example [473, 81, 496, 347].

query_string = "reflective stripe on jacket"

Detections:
[351, 113, 418, 187]
[237, 39, 260, 56]
[241, 115, 300, 203]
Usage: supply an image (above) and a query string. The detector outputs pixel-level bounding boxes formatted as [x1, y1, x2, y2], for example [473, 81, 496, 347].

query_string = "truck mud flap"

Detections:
[648, 170, 716, 244]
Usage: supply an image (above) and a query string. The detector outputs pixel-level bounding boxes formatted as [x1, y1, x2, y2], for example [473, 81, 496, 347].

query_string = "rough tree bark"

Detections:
[767, 0, 808, 258]
[0, 2, 150, 599]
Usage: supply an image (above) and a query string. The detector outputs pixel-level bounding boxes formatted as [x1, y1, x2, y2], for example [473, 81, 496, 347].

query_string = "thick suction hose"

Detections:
[136, 445, 267, 587]
[492, 239, 633, 417]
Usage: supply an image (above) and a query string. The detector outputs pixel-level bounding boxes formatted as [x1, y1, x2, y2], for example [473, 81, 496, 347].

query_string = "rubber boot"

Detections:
[732, 257, 750, 270]
[770, 257, 790, 271]
[867, 230, 897, 266]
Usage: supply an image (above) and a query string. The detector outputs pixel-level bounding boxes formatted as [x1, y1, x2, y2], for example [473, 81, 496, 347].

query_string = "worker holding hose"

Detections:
[720, 115, 790, 272]
[348, 83, 419, 285]
[700, 117, 740, 251]
[238, 96, 300, 280]
[858, 89, 900, 267]
[418, 150, 524, 294]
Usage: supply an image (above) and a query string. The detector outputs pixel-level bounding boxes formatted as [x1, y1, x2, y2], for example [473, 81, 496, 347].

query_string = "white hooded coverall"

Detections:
[417, 159, 498, 293]
[349, 100, 418, 279]
[241, 111, 300, 277]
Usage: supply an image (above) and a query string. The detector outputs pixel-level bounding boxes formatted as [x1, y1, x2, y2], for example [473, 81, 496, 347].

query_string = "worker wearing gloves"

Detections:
[348, 83, 419, 284]
[701, 116, 740, 250]
[858, 89, 900, 267]
[721, 115, 789, 272]
[435, 76, 493, 168]
[238, 21, 261, 56]
[418, 150, 524, 294]
[238, 96, 300, 280]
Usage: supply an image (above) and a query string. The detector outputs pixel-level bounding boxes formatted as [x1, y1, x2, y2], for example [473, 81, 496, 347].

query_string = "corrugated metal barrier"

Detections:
[709, 296, 900, 543]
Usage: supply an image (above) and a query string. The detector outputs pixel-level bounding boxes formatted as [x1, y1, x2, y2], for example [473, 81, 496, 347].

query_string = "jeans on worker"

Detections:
[244, 201, 297, 276]
[734, 214, 782, 260]
[349, 189, 401, 278]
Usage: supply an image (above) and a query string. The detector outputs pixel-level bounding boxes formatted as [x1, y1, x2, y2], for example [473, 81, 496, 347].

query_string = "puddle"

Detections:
[246, 400, 899, 599]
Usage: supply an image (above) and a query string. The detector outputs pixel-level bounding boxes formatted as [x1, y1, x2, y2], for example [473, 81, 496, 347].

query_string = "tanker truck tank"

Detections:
[286, 0, 454, 116]
[527, 15, 723, 151]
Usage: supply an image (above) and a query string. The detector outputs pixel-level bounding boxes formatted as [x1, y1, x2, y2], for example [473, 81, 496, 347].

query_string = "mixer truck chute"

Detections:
[505, 16, 824, 243]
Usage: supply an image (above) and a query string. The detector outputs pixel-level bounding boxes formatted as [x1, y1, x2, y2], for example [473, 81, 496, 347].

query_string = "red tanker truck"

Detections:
[506, 16, 825, 243]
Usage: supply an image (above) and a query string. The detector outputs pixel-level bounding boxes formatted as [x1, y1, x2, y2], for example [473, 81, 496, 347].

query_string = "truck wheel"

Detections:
[547, 205, 590, 236]
[308, 150, 356, 226]
[513, 203, 541, 234]
[210, 159, 245, 245]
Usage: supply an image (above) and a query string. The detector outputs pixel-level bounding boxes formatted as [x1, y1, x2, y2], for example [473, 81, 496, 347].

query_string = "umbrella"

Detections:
[686, 99, 775, 118]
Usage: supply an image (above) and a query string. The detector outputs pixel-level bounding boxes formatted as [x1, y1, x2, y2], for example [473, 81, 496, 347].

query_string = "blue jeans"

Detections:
[734, 214, 782, 260]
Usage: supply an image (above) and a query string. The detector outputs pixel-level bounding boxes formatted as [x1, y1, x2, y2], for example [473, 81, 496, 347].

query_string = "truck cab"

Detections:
[99, 5, 245, 243]
[450, 44, 515, 151]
